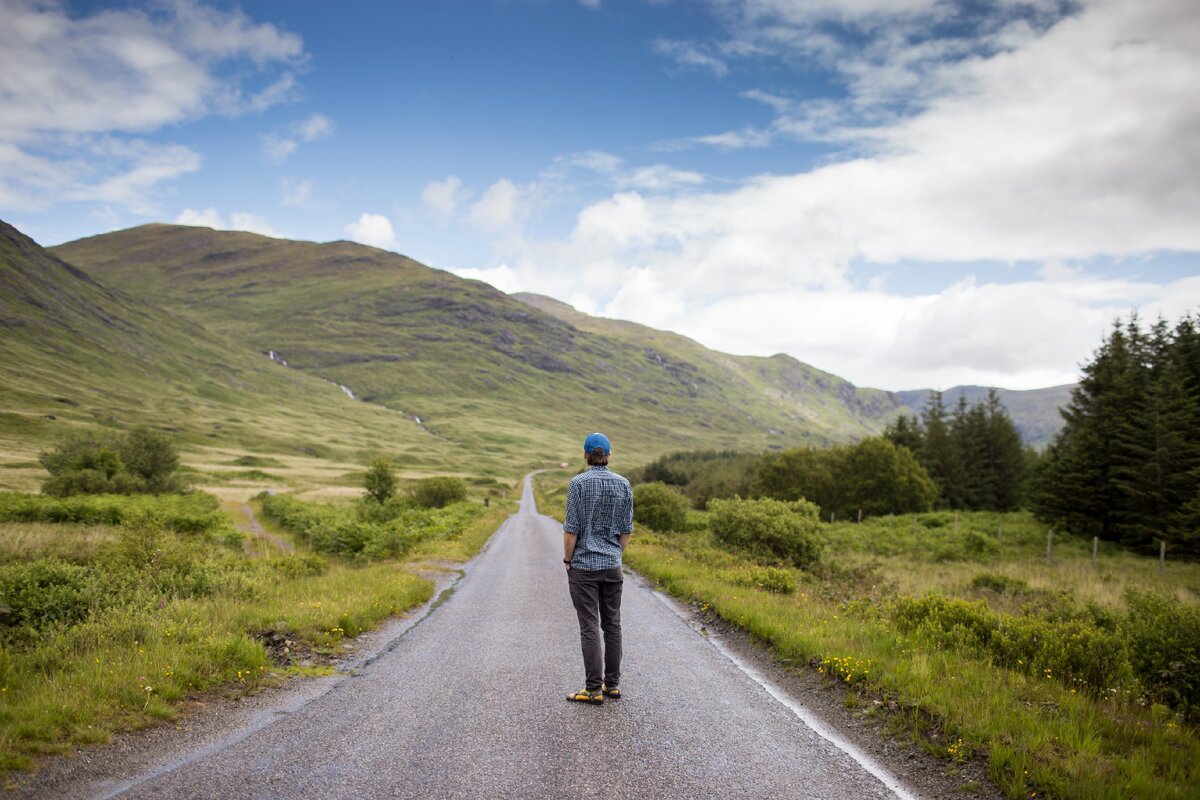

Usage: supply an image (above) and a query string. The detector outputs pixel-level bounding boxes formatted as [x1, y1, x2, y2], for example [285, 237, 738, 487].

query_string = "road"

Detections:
[88, 476, 915, 800]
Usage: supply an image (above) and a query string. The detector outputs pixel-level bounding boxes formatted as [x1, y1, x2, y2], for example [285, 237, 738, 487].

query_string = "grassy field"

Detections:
[534, 473, 1200, 799]
[0, 486, 513, 777]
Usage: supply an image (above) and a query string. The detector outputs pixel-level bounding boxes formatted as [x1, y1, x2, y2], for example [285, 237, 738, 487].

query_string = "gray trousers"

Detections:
[567, 567, 623, 691]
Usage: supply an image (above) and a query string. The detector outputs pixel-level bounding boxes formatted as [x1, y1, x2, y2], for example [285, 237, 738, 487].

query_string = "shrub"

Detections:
[412, 477, 467, 509]
[1124, 589, 1200, 721]
[363, 456, 397, 504]
[633, 482, 689, 532]
[268, 552, 330, 579]
[889, 594, 1135, 696]
[38, 427, 185, 496]
[0, 559, 96, 634]
[708, 496, 823, 569]
[970, 572, 1030, 595]
[729, 565, 796, 594]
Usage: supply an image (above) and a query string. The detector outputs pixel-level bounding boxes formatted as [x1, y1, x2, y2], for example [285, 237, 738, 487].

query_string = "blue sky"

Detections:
[2, 0, 1198, 390]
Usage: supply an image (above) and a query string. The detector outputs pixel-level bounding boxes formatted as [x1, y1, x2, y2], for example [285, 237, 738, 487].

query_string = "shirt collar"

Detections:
[589, 465, 609, 471]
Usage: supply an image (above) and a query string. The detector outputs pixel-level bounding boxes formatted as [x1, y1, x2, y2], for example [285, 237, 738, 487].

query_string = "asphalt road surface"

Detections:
[95, 475, 914, 800]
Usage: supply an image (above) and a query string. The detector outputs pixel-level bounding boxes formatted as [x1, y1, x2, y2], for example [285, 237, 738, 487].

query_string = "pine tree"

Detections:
[920, 391, 965, 508]
[883, 414, 923, 454]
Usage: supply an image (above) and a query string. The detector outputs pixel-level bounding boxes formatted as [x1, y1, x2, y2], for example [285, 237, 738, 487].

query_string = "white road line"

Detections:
[648, 587, 921, 800]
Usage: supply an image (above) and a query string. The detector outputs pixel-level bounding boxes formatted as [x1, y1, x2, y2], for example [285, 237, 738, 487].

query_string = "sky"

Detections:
[2, 0, 1198, 391]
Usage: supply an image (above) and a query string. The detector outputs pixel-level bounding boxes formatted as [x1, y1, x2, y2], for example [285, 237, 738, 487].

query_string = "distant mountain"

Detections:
[894, 385, 1074, 447]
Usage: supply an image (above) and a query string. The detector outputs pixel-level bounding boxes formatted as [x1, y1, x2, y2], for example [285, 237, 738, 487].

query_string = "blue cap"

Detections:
[583, 432, 611, 455]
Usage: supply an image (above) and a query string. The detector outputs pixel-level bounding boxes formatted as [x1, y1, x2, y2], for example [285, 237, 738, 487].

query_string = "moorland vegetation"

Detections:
[0, 430, 506, 775]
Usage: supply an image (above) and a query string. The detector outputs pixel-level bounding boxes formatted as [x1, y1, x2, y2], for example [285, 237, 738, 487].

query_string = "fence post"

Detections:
[1160, 540, 1166, 575]
[890, 513, 895, 530]
[912, 514, 918, 533]
[830, 511, 835, 524]
[954, 510, 959, 529]
[1092, 536, 1098, 566]
[1046, 528, 1053, 563]
[997, 525, 1002, 543]
[857, 508, 863, 523]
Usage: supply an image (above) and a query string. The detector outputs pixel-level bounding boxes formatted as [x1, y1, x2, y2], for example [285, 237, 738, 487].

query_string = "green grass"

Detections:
[624, 527, 1200, 799]
[0, 483, 513, 776]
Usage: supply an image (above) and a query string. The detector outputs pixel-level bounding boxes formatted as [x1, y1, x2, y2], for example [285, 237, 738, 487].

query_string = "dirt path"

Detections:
[226, 501, 294, 556]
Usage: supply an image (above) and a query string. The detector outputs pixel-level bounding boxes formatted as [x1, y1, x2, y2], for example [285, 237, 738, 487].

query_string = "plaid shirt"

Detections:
[564, 466, 634, 570]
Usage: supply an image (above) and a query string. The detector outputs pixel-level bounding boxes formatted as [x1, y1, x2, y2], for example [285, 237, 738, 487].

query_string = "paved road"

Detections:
[103, 476, 911, 800]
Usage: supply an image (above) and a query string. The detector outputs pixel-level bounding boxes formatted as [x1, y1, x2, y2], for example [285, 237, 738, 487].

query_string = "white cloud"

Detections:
[344, 213, 397, 249]
[0, 0, 304, 213]
[465, 0, 1200, 389]
[260, 113, 335, 164]
[578, 0, 602, 9]
[469, 179, 522, 233]
[422, 176, 468, 219]
[618, 165, 705, 191]
[298, 113, 334, 141]
[451, 263, 524, 293]
[261, 133, 297, 164]
[175, 207, 281, 237]
[281, 177, 314, 206]
[652, 38, 729, 76]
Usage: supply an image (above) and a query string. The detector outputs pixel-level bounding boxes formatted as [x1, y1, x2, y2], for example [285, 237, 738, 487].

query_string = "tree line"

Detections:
[632, 312, 1199, 559]
[1034, 315, 1200, 555]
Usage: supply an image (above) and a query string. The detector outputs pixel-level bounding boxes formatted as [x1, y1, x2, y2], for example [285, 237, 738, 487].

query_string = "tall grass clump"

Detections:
[259, 493, 482, 560]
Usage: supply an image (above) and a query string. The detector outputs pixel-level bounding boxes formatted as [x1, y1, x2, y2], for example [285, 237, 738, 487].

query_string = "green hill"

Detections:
[0, 219, 1069, 489]
[49, 224, 910, 464]
[0, 220, 471, 491]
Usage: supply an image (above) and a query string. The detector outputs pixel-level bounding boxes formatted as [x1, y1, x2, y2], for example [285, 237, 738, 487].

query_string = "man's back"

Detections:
[564, 466, 633, 571]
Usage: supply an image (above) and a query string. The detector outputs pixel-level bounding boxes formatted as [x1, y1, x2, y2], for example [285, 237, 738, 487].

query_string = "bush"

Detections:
[411, 477, 467, 509]
[0, 492, 233, 541]
[38, 427, 185, 496]
[0, 559, 96, 633]
[729, 565, 796, 594]
[633, 482, 689, 532]
[708, 497, 823, 569]
[890, 594, 1135, 696]
[260, 493, 482, 560]
[1124, 589, 1200, 721]
[363, 456, 397, 504]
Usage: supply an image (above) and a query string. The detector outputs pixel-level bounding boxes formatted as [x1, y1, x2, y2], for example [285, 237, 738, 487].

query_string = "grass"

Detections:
[0, 482, 513, 776]
[623, 527, 1200, 799]
[0, 559, 431, 773]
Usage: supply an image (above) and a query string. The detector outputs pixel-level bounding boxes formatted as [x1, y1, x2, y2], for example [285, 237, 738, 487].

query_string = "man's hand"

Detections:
[563, 531, 577, 570]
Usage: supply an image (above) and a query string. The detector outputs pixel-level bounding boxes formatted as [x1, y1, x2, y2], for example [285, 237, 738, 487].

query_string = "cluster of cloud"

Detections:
[0, 0, 305, 213]
[175, 207, 281, 237]
[262, 113, 335, 164]
[344, 213, 396, 249]
[446, 0, 1200, 390]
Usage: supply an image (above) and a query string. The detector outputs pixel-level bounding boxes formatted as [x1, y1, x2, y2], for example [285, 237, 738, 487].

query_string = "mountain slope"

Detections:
[0, 219, 467, 487]
[52, 225, 910, 462]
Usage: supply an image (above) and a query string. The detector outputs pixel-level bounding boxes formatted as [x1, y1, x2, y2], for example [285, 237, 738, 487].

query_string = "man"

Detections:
[563, 432, 633, 705]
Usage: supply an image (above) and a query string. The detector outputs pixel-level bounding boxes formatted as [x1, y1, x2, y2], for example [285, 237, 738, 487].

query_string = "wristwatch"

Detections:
[563, 559, 571, 564]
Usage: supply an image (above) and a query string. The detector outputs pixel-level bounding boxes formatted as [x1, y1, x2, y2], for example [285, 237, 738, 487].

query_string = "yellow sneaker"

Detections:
[566, 688, 603, 704]
[601, 684, 621, 699]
